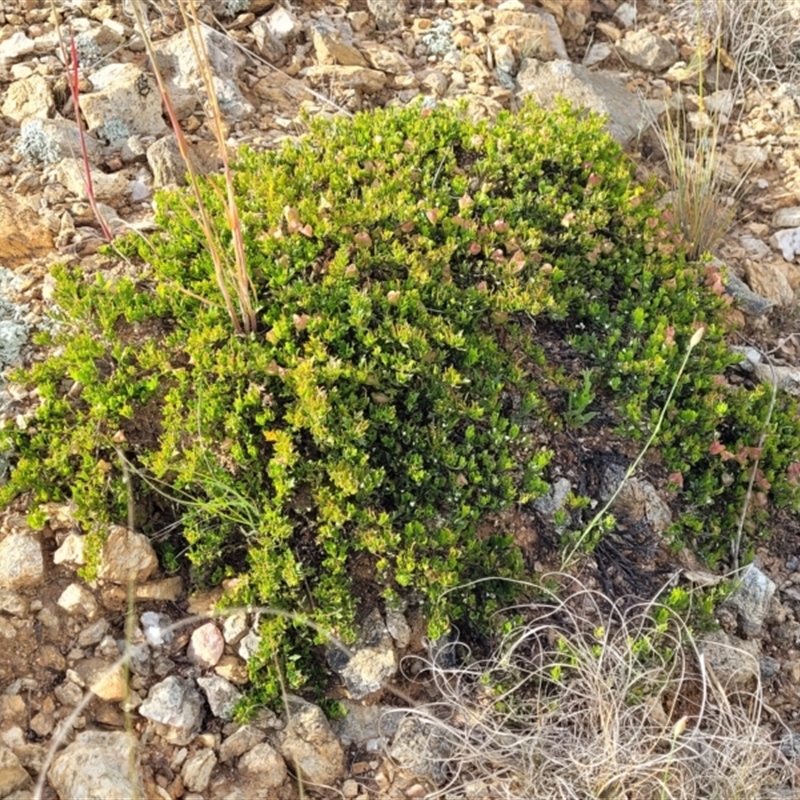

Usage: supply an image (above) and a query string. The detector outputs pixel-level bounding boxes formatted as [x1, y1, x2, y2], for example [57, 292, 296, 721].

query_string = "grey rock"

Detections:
[490, 10, 568, 62]
[780, 732, 800, 761]
[238, 627, 261, 660]
[251, 18, 287, 62]
[98, 526, 158, 584]
[770, 226, 800, 261]
[725, 563, 776, 636]
[773, 207, 800, 228]
[600, 465, 672, 534]
[18, 118, 102, 164]
[724, 270, 776, 315]
[197, 674, 242, 720]
[697, 630, 759, 687]
[0, 746, 30, 796]
[272, 696, 345, 786]
[146, 136, 197, 188]
[0, 532, 43, 589]
[139, 676, 204, 745]
[327, 608, 397, 699]
[583, 42, 612, 68]
[367, 0, 404, 32]
[760, 656, 780, 680]
[80, 63, 167, 137]
[182, 748, 217, 793]
[738, 234, 773, 260]
[517, 59, 646, 146]
[753, 362, 800, 395]
[48, 732, 143, 800]
[331, 700, 401, 749]
[220, 724, 266, 762]
[152, 27, 253, 120]
[54, 680, 84, 707]
[222, 611, 248, 644]
[238, 742, 288, 788]
[616, 29, 679, 72]
[264, 5, 301, 40]
[72, 657, 128, 702]
[386, 608, 411, 649]
[533, 477, 572, 518]
[77, 618, 109, 647]
[387, 714, 452, 783]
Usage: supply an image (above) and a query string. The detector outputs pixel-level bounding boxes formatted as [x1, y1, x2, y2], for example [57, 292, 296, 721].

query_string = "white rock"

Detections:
[770, 227, 800, 261]
[265, 6, 300, 39]
[583, 42, 612, 68]
[48, 731, 143, 800]
[613, 1, 637, 27]
[141, 611, 174, 647]
[0, 33, 36, 65]
[53, 533, 86, 566]
[0, 532, 43, 589]
[98, 525, 158, 584]
[57, 583, 98, 618]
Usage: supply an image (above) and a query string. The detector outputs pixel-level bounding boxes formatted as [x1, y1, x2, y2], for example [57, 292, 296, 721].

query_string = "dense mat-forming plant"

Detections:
[3, 98, 800, 699]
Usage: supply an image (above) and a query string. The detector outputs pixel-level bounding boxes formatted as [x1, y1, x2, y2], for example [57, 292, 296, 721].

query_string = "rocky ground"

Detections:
[2, 0, 800, 797]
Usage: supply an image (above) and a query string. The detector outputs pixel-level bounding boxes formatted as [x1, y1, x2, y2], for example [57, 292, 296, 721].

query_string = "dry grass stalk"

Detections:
[394, 577, 795, 800]
[128, 0, 257, 334]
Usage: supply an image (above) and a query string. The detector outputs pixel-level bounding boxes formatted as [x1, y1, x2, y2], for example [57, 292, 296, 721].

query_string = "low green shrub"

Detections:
[3, 98, 799, 699]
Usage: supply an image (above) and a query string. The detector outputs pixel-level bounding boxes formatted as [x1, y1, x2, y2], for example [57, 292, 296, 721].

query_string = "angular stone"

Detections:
[48, 732, 143, 800]
[303, 65, 388, 94]
[517, 58, 645, 146]
[697, 630, 759, 687]
[239, 742, 287, 788]
[18, 117, 103, 164]
[367, 0, 404, 32]
[197, 674, 242, 720]
[80, 62, 167, 137]
[362, 43, 412, 74]
[251, 18, 287, 62]
[53, 533, 87, 567]
[387, 715, 452, 783]
[616, 29, 679, 72]
[745, 259, 795, 306]
[73, 657, 128, 702]
[0, 33, 35, 66]
[54, 158, 131, 204]
[489, 9, 568, 62]
[2, 73, 53, 123]
[725, 563, 776, 637]
[138, 676, 204, 745]
[188, 622, 226, 669]
[220, 724, 266, 762]
[0, 745, 30, 796]
[272, 696, 344, 785]
[773, 208, 800, 228]
[328, 609, 397, 699]
[146, 135, 198, 188]
[0, 194, 53, 269]
[182, 748, 217, 793]
[134, 576, 183, 601]
[57, 582, 98, 618]
[215, 654, 250, 685]
[152, 27, 253, 121]
[771, 227, 800, 261]
[98, 525, 158, 584]
[312, 23, 367, 67]
[0, 532, 43, 589]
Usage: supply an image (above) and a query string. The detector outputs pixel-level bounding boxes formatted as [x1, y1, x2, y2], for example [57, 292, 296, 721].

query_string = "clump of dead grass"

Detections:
[390, 577, 795, 800]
